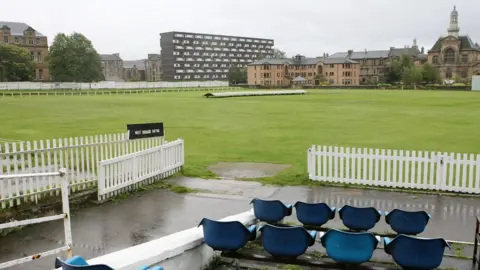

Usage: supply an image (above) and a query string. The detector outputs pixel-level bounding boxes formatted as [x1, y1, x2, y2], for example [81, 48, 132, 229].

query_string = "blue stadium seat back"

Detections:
[294, 202, 336, 227]
[259, 224, 317, 258]
[338, 205, 381, 231]
[250, 198, 292, 223]
[320, 229, 379, 264]
[198, 218, 256, 251]
[385, 209, 431, 235]
[55, 256, 114, 270]
[384, 235, 450, 270]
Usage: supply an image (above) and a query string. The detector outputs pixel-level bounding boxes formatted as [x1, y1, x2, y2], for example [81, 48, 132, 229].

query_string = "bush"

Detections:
[452, 83, 466, 87]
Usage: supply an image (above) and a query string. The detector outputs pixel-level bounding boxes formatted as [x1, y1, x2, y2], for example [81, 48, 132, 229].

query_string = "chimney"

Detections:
[347, 50, 353, 58]
[421, 46, 425, 54]
[390, 47, 394, 50]
[113, 53, 120, 57]
[327, 53, 329, 57]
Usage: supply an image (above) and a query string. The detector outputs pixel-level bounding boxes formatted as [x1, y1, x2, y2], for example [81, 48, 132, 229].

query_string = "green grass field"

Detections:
[1, 90, 479, 185]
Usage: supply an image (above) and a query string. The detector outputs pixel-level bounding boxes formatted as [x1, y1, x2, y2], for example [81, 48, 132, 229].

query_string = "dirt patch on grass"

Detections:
[208, 162, 291, 179]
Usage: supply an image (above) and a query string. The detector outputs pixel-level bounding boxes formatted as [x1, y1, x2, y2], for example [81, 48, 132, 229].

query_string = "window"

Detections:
[193, 52, 200, 56]
[277, 73, 280, 77]
[30, 52, 35, 61]
[343, 64, 351, 69]
[174, 64, 181, 67]
[37, 52, 43, 63]
[444, 48, 455, 64]
[3, 35, 8, 43]
[460, 70, 467, 78]
[14, 37, 19, 44]
[183, 52, 190, 56]
[329, 72, 334, 76]
[195, 35, 203, 39]
[173, 51, 180, 55]
[432, 55, 439, 64]
[185, 34, 194, 38]
[446, 68, 452, 79]
[174, 33, 184, 37]
[174, 75, 181, 79]
[329, 64, 334, 68]
[194, 75, 201, 79]
[185, 64, 191, 67]
[462, 54, 468, 64]
[39, 69, 44, 80]
[184, 75, 191, 79]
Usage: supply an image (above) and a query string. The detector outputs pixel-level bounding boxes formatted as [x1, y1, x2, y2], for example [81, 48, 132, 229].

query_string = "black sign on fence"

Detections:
[127, 123, 164, 140]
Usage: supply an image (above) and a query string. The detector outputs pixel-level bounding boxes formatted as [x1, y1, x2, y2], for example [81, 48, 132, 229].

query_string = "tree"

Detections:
[0, 43, 35, 81]
[386, 54, 416, 84]
[228, 67, 247, 84]
[402, 66, 423, 86]
[421, 63, 441, 84]
[49, 32, 104, 82]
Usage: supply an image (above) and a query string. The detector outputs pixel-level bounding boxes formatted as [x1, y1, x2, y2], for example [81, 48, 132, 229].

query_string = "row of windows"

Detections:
[254, 72, 318, 78]
[2, 35, 43, 45]
[30, 52, 43, 63]
[172, 33, 273, 44]
[173, 45, 270, 54]
[175, 57, 253, 63]
[176, 69, 230, 73]
[174, 63, 247, 68]
[432, 52, 469, 64]
[173, 74, 228, 79]
[173, 40, 271, 48]
[173, 51, 258, 58]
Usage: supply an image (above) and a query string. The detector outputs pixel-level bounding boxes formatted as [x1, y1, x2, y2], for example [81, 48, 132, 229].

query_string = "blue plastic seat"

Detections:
[250, 198, 292, 223]
[259, 224, 317, 258]
[55, 256, 164, 270]
[198, 218, 256, 251]
[320, 229, 380, 264]
[294, 202, 335, 227]
[338, 205, 381, 231]
[384, 235, 450, 270]
[385, 209, 431, 235]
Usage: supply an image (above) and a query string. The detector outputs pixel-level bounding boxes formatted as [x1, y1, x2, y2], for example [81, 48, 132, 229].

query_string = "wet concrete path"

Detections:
[1, 177, 480, 269]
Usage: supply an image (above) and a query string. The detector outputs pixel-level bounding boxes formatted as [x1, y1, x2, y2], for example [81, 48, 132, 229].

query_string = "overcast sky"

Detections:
[2, 0, 479, 60]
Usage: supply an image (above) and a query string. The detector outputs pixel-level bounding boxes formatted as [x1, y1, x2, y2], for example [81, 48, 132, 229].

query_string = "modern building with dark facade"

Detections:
[160, 31, 274, 81]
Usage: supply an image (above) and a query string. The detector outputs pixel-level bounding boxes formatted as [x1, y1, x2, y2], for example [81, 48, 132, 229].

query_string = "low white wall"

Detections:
[79, 209, 256, 270]
[473, 75, 480, 91]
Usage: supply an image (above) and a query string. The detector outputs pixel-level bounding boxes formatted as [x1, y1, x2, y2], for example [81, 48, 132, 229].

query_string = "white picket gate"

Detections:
[308, 145, 480, 194]
[0, 133, 164, 208]
[97, 139, 184, 200]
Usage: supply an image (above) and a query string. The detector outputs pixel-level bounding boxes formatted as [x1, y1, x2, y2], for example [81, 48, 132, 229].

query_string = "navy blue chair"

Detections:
[385, 209, 431, 235]
[55, 256, 164, 270]
[384, 235, 450, 270]
[320, 229, 380, 264]
[259, 224, 317, 258]
[198, 218, 256, 251]
[338, 205, 382, 231]
[250, 198, 292, 223]
[294, 202, 335, 227]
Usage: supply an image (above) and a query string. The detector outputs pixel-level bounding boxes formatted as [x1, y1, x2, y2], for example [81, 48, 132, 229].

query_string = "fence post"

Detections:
[98, 163, 105, 201]
[307, 146, 314, 180]
[436, 154, 445, 191]
[59, 168, 73, 259]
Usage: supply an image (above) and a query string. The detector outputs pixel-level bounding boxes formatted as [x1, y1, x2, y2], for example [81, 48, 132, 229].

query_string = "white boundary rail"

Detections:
[0, 81, 229, 90]
[0, 169, 72, 269]
[98, 139, 184, 201]
[0, 133, 164, 209]
[308, 145, 480, 194]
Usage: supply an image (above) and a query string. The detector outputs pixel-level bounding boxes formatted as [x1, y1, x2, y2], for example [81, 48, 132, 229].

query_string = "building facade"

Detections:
[100, 53, 124, 82]
[427, 6, 480, 82]
[160, 31, 274, 81]
[0, 21, 50, 81]
[146, 54, 161, 81]
[247, 55, 360, 87]
[330, 42, 427, 84]
[123, 60, 146, 81]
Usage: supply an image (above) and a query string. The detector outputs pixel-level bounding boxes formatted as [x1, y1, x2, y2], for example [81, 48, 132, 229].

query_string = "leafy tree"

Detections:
[453, 74, 462, 83]
[403, 66, 423, 86]
[0, 43, 35, 81]
[49, 32, 104, 82]
[228, 67, 247, 84]
[386, 54, 417, 84]
[421, 63, 441, 84]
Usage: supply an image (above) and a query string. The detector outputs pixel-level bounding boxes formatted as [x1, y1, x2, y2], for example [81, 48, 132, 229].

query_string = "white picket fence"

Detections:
[0, 133, 164, 208]
[308, 145, 480, 194]
[0, 81, 228, 90]
[97, 139, 184, 201]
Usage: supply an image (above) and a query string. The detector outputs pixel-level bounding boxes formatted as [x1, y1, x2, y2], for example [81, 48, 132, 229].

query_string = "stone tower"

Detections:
[447, 5, 460, 37]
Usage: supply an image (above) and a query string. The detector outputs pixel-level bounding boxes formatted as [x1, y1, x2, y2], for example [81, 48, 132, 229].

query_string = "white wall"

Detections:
[0, 81, 229, 90]
[76, 210, 256, 270]
[472, 76, 480, 91]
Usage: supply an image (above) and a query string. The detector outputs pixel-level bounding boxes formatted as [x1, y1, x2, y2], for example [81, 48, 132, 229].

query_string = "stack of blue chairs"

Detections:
[199, 198, 451, 270]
